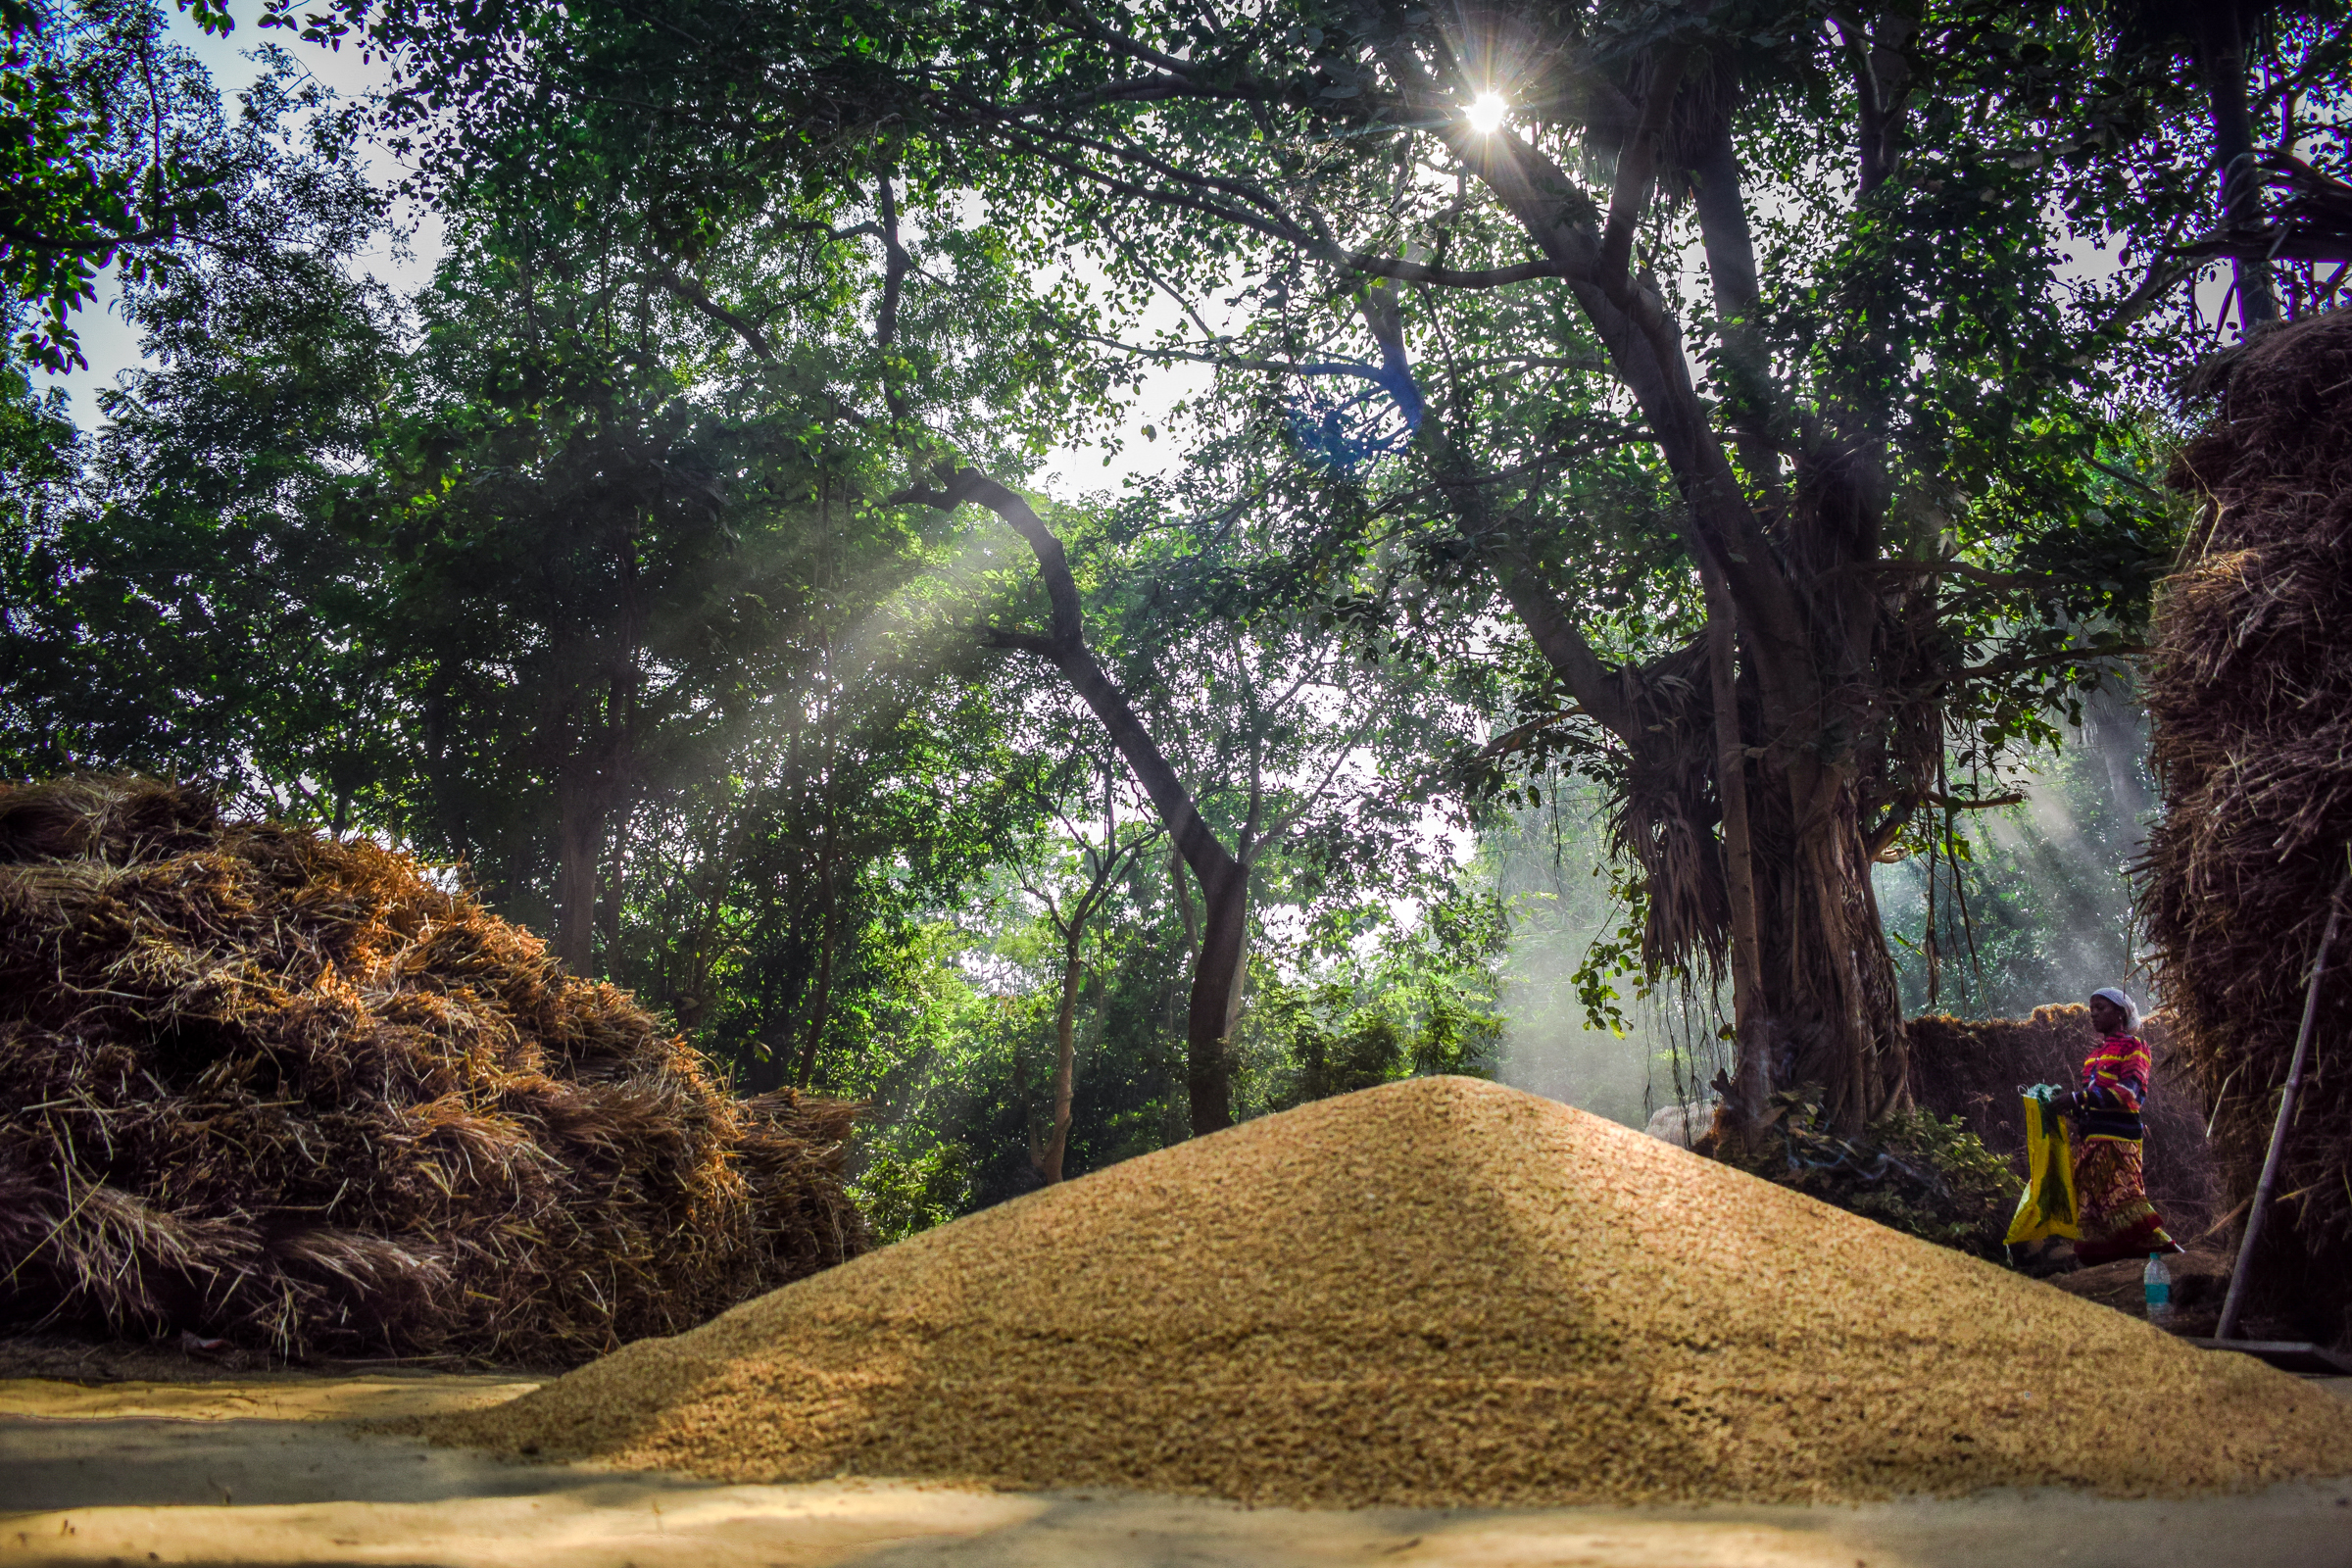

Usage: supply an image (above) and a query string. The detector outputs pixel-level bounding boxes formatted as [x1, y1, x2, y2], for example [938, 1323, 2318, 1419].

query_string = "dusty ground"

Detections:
[2, 1368, 2349, 1567]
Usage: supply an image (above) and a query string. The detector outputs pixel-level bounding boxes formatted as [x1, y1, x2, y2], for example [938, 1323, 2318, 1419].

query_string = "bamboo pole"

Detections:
[2216, 872, 2348, 1340]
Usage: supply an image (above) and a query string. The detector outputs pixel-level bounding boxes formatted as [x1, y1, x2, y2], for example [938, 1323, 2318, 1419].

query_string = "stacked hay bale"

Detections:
[0, 777, 865, 1365]
[2144, 309, 2352, 1347]
[427, 1077, 2352, 1505]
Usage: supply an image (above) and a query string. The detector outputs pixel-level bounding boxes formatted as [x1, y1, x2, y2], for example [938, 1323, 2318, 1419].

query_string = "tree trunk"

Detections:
[1221, 907, 1249, 1043]
[1706, 574, 1772, 1137]
[742, 1026, 791, 1094]
[1688, 122, 1779, 494]
[597, 796, 627, 965]
[1043, 930, 1082, 1183]
[1187, 858, 1247, 1133]
[2195, 10, 2281, 328]
[1748, 758, 1909, 1131]
[793, 855, 840, 1090]
[553, 770, 604, 974]
[910, 467, 1248, 1137]
[1409, 90, 1916, 1134]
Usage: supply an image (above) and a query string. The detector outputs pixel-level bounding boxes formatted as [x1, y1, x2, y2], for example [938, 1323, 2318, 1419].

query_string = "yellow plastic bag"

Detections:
[2005, 1086, 2080, 1248]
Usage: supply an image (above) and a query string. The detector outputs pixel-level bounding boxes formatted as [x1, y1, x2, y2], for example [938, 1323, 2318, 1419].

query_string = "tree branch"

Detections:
[1924, 790, 2026, 810]
[898, 466, 1246, 897]
[1597, 42, 1691, 284]
[646, 264, 777, 361]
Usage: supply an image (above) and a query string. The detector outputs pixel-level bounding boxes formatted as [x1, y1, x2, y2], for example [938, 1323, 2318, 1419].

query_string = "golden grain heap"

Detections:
[0, 776, 865, 1366]
[432, 1076, 2352, 1506]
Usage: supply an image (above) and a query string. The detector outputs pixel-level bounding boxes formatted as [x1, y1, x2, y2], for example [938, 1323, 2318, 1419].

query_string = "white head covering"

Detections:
[2090, 987, 2140, 1032]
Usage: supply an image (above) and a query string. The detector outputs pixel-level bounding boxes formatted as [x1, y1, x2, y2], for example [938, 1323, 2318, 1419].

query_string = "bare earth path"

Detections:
[3, 1373, 2349, 1567]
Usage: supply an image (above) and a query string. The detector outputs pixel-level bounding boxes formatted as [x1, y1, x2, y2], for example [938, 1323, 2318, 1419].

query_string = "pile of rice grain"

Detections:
[428, 1077, 2352, 1506]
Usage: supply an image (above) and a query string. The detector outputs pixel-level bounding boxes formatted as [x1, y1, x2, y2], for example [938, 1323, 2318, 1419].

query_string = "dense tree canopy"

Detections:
[1, 0, 236, 369]
[4, 0, 2347, 1232]
[274, 0, 2341, 1130]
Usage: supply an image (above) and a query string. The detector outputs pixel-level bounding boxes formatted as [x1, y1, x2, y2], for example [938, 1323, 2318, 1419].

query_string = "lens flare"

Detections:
[1464, 93, 1507, 134]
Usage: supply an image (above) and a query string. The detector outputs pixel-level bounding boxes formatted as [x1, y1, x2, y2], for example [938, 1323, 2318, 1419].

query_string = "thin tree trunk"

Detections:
[793, 854, 840, 1090]
[743, 1023, 791, 1095]
[553, 771, 603, 973]
[1189, 860, 1248, 1132]
[1221, 883, 1250, 1043]
[1012, 1033, 1045, 1172]
[1688, 124, 1779, 494]
[1706, 572, 1772, 1136]
[1044, 929, 1082, 1183]
[2197, 11, 2281, 327]
[907, 468, 1248, 1136]
[1170, 847, 1200, 953]
[597, 792, 627, 966]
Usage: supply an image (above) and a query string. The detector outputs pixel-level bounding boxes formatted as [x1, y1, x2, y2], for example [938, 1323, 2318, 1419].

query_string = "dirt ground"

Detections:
[2, 1362, 2349, 1568]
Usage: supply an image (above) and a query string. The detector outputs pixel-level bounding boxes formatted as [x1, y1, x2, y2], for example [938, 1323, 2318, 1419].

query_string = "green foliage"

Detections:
[0, 54, 404, 805]
[14, 0, 2323, 1265]
[0, 353, 75, 508]
[1245, 885, 1507, 1113]
[851, 1142, 972, 1246]
[1, 0, 235, 370]
[1724, 1090, 2026, 1261]
[1565, 862, 1653, 1039]
[1876, 684, 2155, 1019]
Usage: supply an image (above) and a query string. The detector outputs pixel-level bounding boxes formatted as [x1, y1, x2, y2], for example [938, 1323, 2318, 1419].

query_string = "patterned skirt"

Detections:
[2072, 1134, 2181, 1265]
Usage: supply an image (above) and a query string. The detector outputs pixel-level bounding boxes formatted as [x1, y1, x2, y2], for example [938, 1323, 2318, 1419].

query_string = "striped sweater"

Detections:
[2079, 1032, 2151, 1140]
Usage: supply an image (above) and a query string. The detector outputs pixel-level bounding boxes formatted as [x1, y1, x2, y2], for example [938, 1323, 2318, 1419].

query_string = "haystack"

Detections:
[427, 1077, 2352, 1508]
[0, 777, 865, 1365]
[2144, 308, 2352, 1347]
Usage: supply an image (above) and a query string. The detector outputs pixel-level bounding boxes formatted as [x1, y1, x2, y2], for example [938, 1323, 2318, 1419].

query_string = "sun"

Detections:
[1464, 93, 1507, 134]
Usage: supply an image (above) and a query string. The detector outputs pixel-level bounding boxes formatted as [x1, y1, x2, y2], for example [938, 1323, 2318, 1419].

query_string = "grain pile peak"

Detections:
[431, 1076, 2352, 1506]
[0, 775, 864, 1365]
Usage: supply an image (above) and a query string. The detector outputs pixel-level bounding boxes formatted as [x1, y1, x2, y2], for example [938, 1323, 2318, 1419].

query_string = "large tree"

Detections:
[0, 57, 408, 807]
[316, 0, 2269, 1131]
[925, 477, 1474, 1132]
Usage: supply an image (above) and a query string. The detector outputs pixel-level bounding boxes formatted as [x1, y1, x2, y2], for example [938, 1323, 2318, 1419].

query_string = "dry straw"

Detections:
[428, 1077, 2352, 1506]
[0, 776, 865, 1365]
[2145, 309, 2352, 1346]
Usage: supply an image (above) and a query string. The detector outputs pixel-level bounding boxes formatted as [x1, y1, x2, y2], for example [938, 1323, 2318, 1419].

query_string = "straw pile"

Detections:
[2144, 308, 2352, 1348]
[0, 776, 865, 1365]
[427, 1077, 2352, 1507]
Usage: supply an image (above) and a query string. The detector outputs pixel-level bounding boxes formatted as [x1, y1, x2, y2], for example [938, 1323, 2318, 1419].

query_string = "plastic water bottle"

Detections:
[2143, 1253, 2175, 1327]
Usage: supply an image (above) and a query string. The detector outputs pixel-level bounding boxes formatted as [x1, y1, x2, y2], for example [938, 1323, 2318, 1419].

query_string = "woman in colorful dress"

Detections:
[2059, 987, 2184, 1265]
